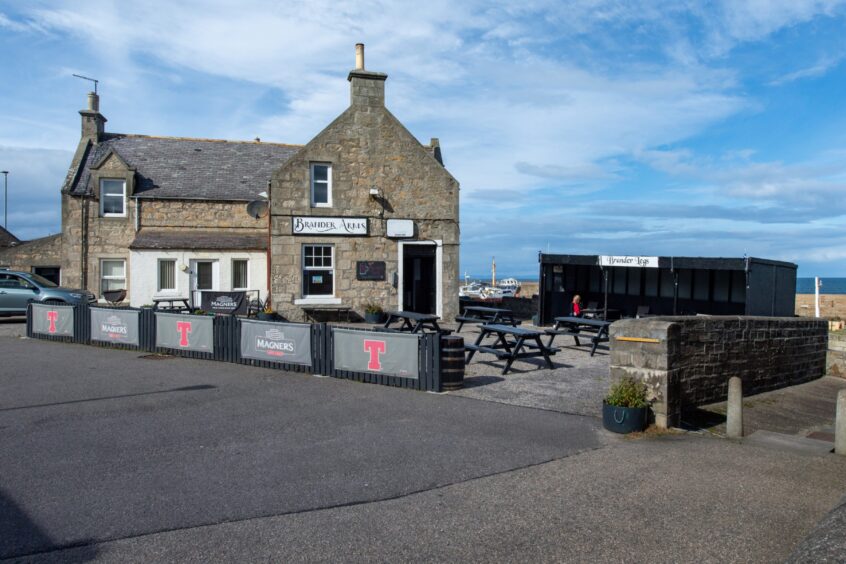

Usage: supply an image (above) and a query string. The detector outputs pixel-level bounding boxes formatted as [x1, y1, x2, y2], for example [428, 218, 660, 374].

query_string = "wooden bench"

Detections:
[455, 306, 520, 332]
[546, 316, 611, 356]
[463, 343, 511, 359]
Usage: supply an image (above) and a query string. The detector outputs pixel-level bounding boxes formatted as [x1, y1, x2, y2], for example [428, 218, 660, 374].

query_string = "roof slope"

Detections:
[0, 225, 20, 247]
[68, 134, 300, 201]
[130, 230, 268, 251]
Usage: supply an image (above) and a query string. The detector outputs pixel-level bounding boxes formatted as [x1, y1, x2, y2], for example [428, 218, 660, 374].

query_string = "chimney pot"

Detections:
[355, 43, 365, 70]
[88, 91, 99, 112]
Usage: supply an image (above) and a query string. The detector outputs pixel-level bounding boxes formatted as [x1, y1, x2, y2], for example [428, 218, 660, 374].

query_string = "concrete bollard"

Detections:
[836, 389, 846, 455]
[726, 376, 743, 439]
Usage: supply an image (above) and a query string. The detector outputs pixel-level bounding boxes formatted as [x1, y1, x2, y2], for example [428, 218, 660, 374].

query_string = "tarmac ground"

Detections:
[1, 322, 845, 562]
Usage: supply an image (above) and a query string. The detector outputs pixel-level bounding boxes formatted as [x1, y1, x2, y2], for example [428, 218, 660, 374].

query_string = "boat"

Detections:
[497, 278, 521, 297]
[459, 282, 504, 302]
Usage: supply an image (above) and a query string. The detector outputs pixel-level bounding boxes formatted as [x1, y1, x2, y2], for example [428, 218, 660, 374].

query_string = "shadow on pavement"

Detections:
[0, 488, 98, 561]
[0, 384, 217, 412]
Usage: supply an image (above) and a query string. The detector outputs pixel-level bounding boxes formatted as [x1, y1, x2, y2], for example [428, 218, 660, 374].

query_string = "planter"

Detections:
[364, 311, 385, 324]
[602, 401, 648, 434]
[257, 311, 281, 322]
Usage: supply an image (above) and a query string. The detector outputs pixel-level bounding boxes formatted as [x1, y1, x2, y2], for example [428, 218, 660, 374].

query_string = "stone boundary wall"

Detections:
[829, 331, 846, 378]
[610, 316, 828, 429]
[795, 294, 846, 319]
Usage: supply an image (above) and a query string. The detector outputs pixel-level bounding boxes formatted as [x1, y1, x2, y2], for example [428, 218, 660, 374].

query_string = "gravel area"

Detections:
[447, 324, 610, 417]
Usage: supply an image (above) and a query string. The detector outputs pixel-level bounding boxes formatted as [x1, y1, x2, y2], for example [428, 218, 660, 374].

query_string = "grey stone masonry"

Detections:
[610, 316, 828, 429]
[829, 331, 846, 378]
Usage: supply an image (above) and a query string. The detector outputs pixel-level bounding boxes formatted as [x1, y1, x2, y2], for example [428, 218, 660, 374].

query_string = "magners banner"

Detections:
[240, 319, 312, 366]
[90, 308, 140, 346]
[31, 303, 75, 337]
[200, 291, 248, 315]
[155, 313, 214, 352]
[333, 328, 419, 379]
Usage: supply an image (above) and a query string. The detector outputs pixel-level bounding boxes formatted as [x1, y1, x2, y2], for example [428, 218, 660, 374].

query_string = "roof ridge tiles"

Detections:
[106, 133, 304, 148]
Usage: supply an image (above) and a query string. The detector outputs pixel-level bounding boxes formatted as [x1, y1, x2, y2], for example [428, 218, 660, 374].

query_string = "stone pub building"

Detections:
[0, 45, 460, 322]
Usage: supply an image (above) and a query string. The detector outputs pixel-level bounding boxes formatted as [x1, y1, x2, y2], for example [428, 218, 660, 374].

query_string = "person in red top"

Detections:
[571, 294, 582, 317]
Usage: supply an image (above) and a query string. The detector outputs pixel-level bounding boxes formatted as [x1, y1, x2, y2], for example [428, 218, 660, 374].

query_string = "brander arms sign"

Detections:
[599, 255, 659, 268]
[292, 216, 367, 236]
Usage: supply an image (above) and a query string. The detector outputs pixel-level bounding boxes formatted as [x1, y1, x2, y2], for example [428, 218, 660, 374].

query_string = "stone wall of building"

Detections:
[0, 234, 63, 271]
[270, 72, 460, 322]
[610, 316, 828, 428]
[141, 200, 266, 231]
[828, 331, 846, 378]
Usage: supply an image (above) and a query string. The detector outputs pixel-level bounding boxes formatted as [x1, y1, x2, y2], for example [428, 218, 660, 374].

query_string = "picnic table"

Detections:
[455, 306, 520, 332]
[545, 316, 611, 356]
[464, 324, 558, 375]
[152, 297, 191, 312]
[381, 311, 446, 333]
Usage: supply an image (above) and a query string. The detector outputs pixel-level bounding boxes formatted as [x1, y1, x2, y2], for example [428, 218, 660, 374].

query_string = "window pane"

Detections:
[312, 165, 328, 182]
[233, 259, 248, 289]
[693, 270, 710, 301]
[159, 260, 176, 291]
[713, 270, 730, 302]
[313, 184, 328, 204]
[197, 262, 213, 290]
[102, 260, 125, 277]
[659, 270, 675, 298]
[304, 271, 333, 295]
[102, 197, 124, 215]
[102, 179, 124, 195]
[101, 278, 126, 291]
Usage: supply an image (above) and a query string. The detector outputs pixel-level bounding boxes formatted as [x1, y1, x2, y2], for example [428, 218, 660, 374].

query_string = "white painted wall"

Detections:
[128, 250, 267, 307]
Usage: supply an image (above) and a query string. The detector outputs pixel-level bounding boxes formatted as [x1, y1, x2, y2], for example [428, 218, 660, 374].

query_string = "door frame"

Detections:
[397, 240, 442, 318]
[189, 259, 219, 307]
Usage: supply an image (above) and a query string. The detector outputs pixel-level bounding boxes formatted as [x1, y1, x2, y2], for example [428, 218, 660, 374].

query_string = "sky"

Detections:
[1, 1, 846, 278]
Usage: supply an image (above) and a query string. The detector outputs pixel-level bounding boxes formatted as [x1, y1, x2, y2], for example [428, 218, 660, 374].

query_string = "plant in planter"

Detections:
[257, 303, 280, 322]
[363, 303, 385, 324]
[602, 376, 650, 434]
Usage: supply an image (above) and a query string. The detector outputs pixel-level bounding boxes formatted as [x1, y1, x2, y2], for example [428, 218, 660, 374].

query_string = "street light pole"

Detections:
[0, 171, 7, 230]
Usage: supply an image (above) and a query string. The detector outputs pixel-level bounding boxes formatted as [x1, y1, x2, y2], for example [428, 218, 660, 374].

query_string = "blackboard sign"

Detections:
[357, 261, 386, 281]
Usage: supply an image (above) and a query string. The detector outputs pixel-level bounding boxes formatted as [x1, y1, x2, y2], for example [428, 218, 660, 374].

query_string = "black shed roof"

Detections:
[67, 134, 301, 201]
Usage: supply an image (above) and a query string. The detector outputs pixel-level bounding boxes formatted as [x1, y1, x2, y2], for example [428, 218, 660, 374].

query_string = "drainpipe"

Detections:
[266, 180, 272, 307]
[80, 195, 89, 290]
[134, 198, 140, 232]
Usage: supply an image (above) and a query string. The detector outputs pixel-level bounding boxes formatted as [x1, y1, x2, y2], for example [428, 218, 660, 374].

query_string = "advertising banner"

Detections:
[240, 320, 312, 366]
[31, 303, 75, 337]
[155, 313, 214, 352]
[200, 291, 248, 315]
[90, 308, 140, 345]
[333, 328, 419, 379]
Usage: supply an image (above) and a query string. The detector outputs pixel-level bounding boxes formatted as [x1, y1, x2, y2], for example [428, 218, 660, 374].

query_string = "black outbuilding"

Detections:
[537, 253, 797, 325]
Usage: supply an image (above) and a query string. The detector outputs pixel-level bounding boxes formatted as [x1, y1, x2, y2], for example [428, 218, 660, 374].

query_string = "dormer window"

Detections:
[310, 163, 332, 207]
[100, 179, 127, 217]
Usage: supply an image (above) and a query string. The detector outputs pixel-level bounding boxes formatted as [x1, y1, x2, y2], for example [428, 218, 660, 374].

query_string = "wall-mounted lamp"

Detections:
[369, 188, 380, 197]
[179, 264, 190, 273]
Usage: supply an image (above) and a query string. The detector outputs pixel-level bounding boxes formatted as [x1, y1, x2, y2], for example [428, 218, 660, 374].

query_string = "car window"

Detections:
[0, 274, 27, 288]
[25, 273, 58, 287]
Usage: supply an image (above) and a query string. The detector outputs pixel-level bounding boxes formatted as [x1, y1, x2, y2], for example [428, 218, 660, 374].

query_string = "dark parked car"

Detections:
[0, 269, 96, 316]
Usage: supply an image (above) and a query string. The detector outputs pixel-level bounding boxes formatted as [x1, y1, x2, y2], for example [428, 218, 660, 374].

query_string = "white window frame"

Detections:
[100, 178, 127, 217]
[100, 258, 127, 294]
[231, 258, 249, 290]
[157, 258, 177, 293]
[295, 244, 341, 305]
[310, 163, 332, 208]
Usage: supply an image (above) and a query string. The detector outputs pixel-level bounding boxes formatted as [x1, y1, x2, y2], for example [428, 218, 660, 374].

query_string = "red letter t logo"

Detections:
[47, 311, 58, 334]
[176, 321, 192, 347]
[363, 339, 386, 370]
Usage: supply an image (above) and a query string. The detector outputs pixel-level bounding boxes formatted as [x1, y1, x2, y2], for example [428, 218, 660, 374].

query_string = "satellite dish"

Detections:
[246, 200, 269, 219]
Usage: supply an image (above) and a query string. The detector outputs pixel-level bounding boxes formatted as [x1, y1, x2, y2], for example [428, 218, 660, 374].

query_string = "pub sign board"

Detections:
[31, 303, 74, 337]
[599, 255, 659, 268]
[200, 291, 248, 315]
[155, 312, 214, 352]
[333, 328, 419, 379]
[90, 308, 140, 346]
[356, 261, 386, 281]
[240, 319, 312, 366]
[292, 216, 368, 236]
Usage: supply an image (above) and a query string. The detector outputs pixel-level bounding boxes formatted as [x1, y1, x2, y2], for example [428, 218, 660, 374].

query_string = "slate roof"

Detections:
[0, 225, 20, 247]
[67, 134, 301, 201]
[129, 230, 268, 251]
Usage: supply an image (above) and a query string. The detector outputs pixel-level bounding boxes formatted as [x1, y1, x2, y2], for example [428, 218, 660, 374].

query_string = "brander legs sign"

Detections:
[239, 320, 312, 366]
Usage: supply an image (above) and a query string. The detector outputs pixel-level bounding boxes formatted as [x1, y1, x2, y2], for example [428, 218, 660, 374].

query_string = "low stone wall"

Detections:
[610, 316, 828, 429]
[829, 331, 846, 378]
[795, 294, 846, 319]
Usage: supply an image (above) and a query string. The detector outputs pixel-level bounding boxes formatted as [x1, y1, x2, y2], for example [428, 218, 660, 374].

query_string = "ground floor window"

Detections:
[158, 259, 176, 292]
[232, 259, 249, 290]
[101, 259, 126, 294]
[302, 245, 333, 297]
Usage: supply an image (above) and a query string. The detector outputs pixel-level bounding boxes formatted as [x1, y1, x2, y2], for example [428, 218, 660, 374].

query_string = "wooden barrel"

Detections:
[440, 335, 465, 391]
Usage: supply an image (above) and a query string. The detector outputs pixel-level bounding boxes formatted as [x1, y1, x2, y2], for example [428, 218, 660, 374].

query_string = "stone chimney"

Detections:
[79, 91, 107, 142]
[347, 43, 387, 108]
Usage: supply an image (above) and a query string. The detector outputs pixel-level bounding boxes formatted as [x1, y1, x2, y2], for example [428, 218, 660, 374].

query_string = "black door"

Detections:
[403, 245, 436, 314]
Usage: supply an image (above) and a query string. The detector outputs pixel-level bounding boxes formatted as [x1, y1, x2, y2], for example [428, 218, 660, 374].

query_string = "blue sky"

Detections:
[1, 1, 846, 277]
